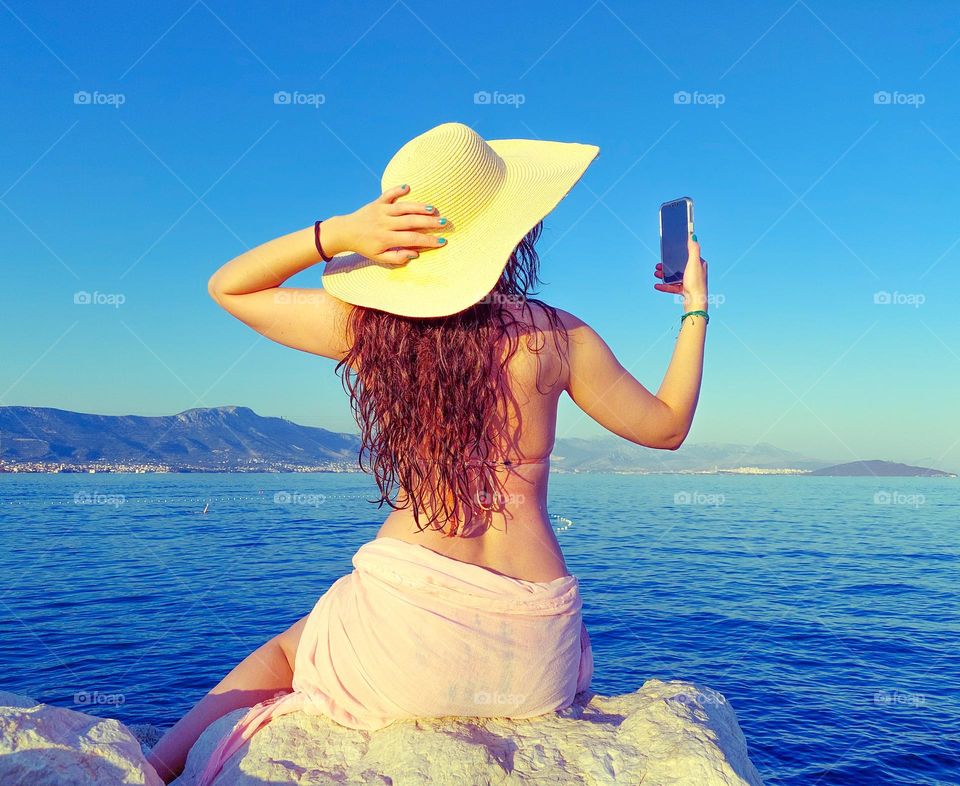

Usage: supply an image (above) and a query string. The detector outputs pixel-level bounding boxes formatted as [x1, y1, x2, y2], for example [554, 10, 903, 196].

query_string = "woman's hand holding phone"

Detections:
[655, 236, 709, 312]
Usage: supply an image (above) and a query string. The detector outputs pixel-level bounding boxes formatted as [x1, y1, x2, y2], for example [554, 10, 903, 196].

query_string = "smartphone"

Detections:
[659, 197, 694, 286]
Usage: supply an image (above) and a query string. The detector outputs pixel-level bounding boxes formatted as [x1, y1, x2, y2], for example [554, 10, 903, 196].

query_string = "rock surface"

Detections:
[0, 680, 765, 785]
[0, 691, 162, 785]
[174, 680, 764, 785]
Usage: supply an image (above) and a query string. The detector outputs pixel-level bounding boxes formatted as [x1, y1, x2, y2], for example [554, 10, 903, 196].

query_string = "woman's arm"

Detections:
[562, 237, 708, 450]
[207, 185, 446, 360]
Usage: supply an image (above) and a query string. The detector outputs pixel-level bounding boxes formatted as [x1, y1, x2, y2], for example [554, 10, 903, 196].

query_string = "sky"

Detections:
[1, 0, 958, 472]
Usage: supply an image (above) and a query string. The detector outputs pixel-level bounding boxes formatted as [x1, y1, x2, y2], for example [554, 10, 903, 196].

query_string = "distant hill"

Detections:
[0, 406, 360, 471]
[0, 406, 829, 473]
[809, 460, 957, 478]
[550, 436, 830, 472]
[1, 406, 954, 476]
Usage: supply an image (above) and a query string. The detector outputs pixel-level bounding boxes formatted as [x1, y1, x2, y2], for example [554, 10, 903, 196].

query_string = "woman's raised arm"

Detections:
[207, 185, 446, 360]
[560, 237, 708, 450]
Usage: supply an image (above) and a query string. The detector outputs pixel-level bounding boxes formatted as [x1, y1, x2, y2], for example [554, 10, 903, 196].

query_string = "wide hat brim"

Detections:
[321, 136, 599, 318]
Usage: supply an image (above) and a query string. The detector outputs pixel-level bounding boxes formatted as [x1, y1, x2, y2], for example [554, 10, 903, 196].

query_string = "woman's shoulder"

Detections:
[513, 301, 593, 338]
[502, 299, 575, 327]
[501, 301, 606, 359]
[499, 301, 577, 387]
[527, 304, 613, 367]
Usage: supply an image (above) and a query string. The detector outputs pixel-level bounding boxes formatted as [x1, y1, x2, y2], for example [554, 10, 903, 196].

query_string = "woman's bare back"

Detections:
[376, 302, 571, 583]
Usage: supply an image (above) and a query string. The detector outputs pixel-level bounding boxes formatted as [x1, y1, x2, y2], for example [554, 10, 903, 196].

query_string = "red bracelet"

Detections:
[314, 220, 333, 262]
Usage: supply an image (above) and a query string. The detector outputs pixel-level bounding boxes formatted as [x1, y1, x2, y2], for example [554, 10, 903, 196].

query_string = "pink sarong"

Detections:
[198, 536, 592, 785]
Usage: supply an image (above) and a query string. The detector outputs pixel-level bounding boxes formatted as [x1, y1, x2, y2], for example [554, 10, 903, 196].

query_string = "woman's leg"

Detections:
[146, 615, 308, 783]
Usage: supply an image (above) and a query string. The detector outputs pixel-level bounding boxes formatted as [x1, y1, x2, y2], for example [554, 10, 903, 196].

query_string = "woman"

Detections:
[147, 122, 708, 783]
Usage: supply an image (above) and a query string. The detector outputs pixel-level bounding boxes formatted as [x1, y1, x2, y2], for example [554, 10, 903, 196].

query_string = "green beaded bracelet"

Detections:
[680, 310, 709, 325]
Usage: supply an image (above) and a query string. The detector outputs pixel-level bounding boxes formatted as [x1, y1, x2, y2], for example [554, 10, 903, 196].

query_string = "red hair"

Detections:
[335, 222, 569, 535]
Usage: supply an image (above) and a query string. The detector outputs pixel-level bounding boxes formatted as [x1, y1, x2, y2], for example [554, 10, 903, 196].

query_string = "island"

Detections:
[809, 460, 957, 478]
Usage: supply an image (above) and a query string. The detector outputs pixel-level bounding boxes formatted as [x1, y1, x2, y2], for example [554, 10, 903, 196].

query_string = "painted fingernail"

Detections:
[692, 234, 698, 242]
[401, 184, 408, 190]
[439, 217, 447, 226]
[438, 237, 447, 245]
[425, 205, 434, 212]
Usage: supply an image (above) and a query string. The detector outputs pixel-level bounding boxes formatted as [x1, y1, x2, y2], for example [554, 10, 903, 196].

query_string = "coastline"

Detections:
[2, 463, 955, 477]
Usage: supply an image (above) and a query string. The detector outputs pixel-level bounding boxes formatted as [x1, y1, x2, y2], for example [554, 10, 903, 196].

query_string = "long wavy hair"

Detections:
[335, 221, 569, 536]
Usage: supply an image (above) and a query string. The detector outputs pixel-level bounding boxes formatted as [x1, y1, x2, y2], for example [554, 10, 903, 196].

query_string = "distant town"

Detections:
[0, 460, 361, 474]
[2, 461, 953, 478]
[0, 458, 805, 475]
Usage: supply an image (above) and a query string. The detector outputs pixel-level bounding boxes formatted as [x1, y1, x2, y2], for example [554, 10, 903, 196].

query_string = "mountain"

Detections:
[1, 407, 954, 476]
[550, 436, 831, 472]
[0, 406, 360, 471]
[809, 460, 957, 478]
[0, 406, 829, 473]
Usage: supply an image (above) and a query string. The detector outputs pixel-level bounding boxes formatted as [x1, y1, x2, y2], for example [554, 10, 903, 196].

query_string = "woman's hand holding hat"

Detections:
[322, 185, 448, 266]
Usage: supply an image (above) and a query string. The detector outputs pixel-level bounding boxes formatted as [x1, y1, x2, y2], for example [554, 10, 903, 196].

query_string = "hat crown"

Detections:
[382, 123, 506, 226]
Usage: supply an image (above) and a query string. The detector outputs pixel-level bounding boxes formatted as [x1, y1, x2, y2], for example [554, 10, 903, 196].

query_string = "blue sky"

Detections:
[1, 0, 958, 471]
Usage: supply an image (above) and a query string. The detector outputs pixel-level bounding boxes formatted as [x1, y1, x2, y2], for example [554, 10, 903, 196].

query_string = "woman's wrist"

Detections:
[315, 214, 352, 258]
[682, 293, 709, 313]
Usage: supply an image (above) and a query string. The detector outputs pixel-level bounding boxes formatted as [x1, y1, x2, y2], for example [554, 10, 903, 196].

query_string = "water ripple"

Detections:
[0, 473, 957, 785]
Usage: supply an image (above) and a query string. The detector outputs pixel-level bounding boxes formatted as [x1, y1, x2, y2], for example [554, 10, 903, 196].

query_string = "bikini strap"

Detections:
[464, 456, 550, 467]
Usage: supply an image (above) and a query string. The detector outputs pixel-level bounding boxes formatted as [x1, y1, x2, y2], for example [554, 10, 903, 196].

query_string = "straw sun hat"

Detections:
[321, 122, 599, 318]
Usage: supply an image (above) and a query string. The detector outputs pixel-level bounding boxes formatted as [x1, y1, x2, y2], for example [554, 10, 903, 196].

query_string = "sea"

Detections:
[0, 473, 957, 785]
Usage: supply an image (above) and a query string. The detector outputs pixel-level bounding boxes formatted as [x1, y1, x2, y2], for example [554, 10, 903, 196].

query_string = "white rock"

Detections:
[0, 691, 163, 785]
[0, 681, 764, 785]
[173, 680, 764, 786]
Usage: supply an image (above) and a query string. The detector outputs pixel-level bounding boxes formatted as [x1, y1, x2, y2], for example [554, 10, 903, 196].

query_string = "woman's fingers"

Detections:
[390, 230, 446, 249]
[654, 282, 683, 294]
[389, 213, 447, 230]
[378, 184, 411, 204]
[374, 248, 419, 266]
[388, 201, 438, 216]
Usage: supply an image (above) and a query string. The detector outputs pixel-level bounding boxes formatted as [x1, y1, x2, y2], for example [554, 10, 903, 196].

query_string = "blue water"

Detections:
[0, 474, 957, 785]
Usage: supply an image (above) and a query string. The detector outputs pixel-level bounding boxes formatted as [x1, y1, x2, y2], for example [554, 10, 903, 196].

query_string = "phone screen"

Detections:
[660, 198, 692, 286]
